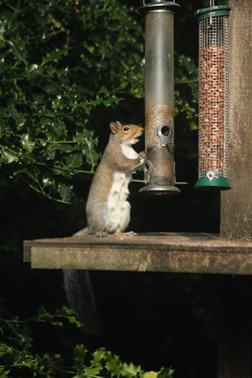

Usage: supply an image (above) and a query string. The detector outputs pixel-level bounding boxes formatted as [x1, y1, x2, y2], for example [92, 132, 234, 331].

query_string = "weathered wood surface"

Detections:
[218, 1, 252, 377]
[220, 0, 252, 241]
[23, 232, 252, 275]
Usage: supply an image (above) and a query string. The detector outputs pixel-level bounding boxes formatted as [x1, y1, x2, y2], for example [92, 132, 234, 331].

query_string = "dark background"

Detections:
[0, 0, 234, 377]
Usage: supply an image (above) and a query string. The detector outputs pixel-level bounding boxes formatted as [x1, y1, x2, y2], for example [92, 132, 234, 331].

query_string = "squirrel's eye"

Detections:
[123, 127, 129, 131]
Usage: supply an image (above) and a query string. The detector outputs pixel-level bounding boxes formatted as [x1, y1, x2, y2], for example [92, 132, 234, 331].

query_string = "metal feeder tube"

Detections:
[195, 5, 231, 190]
[139, 0, 181, 195]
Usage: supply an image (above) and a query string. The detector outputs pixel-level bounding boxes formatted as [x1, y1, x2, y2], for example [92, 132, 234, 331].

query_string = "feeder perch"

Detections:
[195, 3, 231, 190]
[139, 0, 181, 195]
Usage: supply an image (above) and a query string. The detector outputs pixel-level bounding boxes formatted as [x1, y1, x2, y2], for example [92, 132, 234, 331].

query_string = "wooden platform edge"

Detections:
[23, 233, 252, 275]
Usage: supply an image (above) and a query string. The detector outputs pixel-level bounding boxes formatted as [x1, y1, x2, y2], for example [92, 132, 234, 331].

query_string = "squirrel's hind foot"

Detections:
[95, 231, 109, 237]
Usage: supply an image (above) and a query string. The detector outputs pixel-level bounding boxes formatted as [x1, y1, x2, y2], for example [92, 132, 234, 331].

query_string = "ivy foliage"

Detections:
[0, 0, 198, 203]
[0, 0, 144, 202]
[174, 54, 198, 126]
[0, 306, 175, 377]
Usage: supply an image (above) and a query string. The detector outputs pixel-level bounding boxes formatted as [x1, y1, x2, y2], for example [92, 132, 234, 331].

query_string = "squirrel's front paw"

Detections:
[138, 151, 146, 165]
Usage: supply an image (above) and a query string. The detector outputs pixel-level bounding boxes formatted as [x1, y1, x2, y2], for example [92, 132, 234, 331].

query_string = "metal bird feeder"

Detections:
[195, 1, 231, 190]
[139, 0, 181, 195]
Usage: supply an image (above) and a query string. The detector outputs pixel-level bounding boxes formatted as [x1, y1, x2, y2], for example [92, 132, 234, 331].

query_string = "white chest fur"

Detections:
[121, 144, 138, 159]
[106, 171, 131, 233]
[105, 143, 138, 233]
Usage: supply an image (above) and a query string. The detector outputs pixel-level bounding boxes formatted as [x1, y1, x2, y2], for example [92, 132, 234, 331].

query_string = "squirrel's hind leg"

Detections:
[87, 202, 110, 235]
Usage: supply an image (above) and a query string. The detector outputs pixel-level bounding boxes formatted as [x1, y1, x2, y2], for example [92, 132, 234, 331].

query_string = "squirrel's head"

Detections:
[110, 121, 144, 145]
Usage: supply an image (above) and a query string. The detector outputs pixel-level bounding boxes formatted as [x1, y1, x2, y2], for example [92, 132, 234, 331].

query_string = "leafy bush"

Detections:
[0, 0, 198, 203]
[0, 0, 144, 203]
[0, 306, 175, 377]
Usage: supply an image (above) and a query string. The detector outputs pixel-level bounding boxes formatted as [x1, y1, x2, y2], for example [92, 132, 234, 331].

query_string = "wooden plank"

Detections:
[218, 1, 252, 376]
[23, 233, 252, 275]
[220, 0, 252, 241]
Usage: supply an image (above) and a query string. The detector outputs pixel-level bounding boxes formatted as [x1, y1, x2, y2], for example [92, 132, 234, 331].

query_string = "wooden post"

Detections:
[219, 1, 252, 377]
[220, 0, 252, 240]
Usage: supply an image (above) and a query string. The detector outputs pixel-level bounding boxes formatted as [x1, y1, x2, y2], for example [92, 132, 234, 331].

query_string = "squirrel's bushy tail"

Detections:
[63, 269, 99, 335]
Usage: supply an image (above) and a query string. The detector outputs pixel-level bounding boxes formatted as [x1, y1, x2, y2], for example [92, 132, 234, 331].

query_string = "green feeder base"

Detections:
[195, 177, 231, 190]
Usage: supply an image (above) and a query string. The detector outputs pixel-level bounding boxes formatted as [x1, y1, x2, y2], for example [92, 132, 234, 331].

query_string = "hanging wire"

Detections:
[209, 0, 215, 26]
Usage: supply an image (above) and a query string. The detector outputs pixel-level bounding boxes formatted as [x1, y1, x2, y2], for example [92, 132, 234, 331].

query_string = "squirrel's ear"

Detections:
[110, 122, 118, 134]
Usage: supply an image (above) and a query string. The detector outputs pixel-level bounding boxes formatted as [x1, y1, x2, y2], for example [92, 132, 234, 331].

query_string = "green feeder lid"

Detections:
[195, 176, 231, 191]
[194, 5, 231, 21]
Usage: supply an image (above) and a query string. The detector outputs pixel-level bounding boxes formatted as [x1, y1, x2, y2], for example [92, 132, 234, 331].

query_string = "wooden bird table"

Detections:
[24, 232, 252, 275]
[24, 232, 252, 377]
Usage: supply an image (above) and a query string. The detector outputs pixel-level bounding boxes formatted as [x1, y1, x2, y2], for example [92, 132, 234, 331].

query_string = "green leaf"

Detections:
[103, 95, 122, 107]
[53, 166, 72, 179]
[8, 40, 27, 65]
[82, 139, 99, 168]
[44, 148, 56, 160]
[0, 370, 10, 377]
[12, 168, 36, 180]
[20, 134, 35, 153]
[122, 362, 142, 377]
[157, 367, 175, 377]
[0, 108, 7, 137]
[0, 123, 6, 138]
[57, 182, 73, 202]
[31, 93, 45, 104]
[66, 316, 81, 326]
[143, 372, 158, 378]
[84, 366, 102, 376]
[7, 100, 25, 129]
[91, 348, 106, 367]
[41, 48, 68, 66]
[0, 149, 18, 164]
[42, 174, 54, 187]
[52, 144, 75, 153]
[65, 153, 83, 169]
[105, 353, 122, 377]
[73, 344, 87, 362]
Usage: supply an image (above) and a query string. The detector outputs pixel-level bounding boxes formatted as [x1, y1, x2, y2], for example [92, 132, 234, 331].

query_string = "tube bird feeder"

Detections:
[195, 3, 231, 190]
[139, 0, 181, 195]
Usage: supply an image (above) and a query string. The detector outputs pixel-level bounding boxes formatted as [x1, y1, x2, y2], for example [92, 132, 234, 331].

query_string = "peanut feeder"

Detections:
[195, 2, 231, 190]
[139, 0, 181, 195]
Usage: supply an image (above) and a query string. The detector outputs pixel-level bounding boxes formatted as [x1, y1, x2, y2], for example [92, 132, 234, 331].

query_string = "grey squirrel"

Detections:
[64, 121, 146, 334]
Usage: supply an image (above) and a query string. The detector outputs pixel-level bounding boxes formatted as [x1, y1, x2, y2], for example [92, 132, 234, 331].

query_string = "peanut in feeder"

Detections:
[195, 2, 231, 190]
